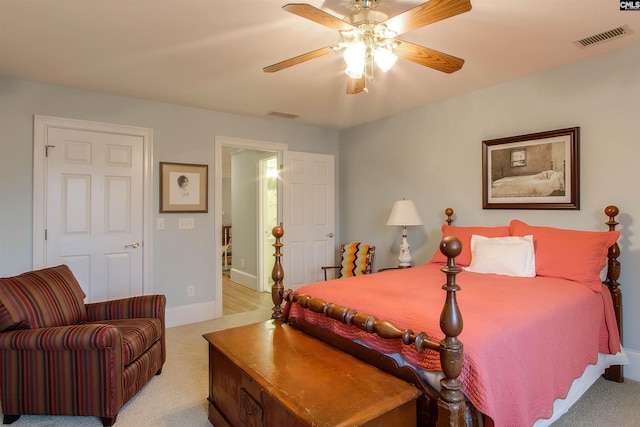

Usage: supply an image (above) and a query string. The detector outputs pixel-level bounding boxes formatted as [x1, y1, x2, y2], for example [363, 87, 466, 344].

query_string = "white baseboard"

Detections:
[623, 347, 640, 381]
[230, 268, 257, 289]
[165, 300, 218, 328]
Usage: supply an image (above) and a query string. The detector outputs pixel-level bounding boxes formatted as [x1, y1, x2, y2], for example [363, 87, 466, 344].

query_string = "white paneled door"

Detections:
[44, 127, 144, 302]
[282, 151, 335, 289]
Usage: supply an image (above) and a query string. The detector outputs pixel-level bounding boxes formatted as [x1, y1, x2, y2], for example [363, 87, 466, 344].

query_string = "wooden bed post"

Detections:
[271, 226, 285, 320]
[444, 208, 454, 226]
[437, 236, 466, 427]
[603, 205, 623, 382]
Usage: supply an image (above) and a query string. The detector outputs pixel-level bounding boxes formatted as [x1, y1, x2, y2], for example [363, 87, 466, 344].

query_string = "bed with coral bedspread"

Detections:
[270, 206, 626, 427]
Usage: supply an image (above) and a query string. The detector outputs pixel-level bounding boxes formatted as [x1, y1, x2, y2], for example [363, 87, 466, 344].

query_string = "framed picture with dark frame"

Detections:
[160, 162, 208, 213]
[482, 127, 580, 210]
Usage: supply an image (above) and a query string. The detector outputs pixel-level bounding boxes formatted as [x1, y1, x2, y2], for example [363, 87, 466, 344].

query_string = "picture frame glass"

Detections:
[160, 162, 208, 213]
[482, 127, 579, 210]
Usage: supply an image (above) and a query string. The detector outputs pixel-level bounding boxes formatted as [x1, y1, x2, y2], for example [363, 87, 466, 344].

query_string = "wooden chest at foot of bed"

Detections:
[204, 320, 421, 427]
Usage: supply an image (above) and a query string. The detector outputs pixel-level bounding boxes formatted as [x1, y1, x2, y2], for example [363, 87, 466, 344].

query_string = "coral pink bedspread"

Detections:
[286, 263, 621, 427]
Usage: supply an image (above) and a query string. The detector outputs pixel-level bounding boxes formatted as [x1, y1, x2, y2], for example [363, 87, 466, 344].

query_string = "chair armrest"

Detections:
[0, 324, 121, 352]
[321, 265, 340, 281]
[86, 294, 166, 323]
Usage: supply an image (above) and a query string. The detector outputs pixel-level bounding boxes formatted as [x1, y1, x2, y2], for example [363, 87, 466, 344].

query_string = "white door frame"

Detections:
[214, 136, 287, 317]
[32, 115, 154, 294]
[258, 153, 278, 293]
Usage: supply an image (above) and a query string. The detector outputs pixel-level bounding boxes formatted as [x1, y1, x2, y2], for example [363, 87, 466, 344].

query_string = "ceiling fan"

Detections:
[263, 0, 472, 94]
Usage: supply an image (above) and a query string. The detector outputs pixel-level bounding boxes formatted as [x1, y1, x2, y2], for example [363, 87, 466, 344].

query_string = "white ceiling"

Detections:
[1, 0, 639, 130]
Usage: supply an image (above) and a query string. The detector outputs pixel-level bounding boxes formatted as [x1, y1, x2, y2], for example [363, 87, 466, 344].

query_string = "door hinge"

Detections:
[45, 145, 55, 157]
[45, 229, 48, 240]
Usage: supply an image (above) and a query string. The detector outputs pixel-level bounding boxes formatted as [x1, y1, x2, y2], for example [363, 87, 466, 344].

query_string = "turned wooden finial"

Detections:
[272, 225, 284, 239]
[605, 205, 619, 229]
[444, 208, 455, 226]
[271, 226, 285, 320]
[440, 235, 462, 259]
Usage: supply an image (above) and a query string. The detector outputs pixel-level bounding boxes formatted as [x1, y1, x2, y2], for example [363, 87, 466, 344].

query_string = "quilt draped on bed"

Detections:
[286, 263, 621, 427]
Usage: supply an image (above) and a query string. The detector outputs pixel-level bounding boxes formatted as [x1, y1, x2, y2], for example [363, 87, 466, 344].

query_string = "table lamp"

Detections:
[386, 199, 423, 267]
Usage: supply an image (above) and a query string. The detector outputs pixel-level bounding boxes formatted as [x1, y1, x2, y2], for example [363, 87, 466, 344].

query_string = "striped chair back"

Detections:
[339, 242, 375, 278]
[0, 264, 87, 330]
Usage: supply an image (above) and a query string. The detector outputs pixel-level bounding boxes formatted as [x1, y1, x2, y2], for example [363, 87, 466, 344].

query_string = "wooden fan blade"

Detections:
[346, 76, 367, 94]
[385, 0, 472, 35]
[394, 40, 464, 74]
[283, 3, 355, 31]
[263, 46, 335, 73]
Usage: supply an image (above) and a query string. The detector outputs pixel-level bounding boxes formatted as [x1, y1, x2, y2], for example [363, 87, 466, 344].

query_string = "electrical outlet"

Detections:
[187, 285, 195, 297]
[240, 259, 245, 268]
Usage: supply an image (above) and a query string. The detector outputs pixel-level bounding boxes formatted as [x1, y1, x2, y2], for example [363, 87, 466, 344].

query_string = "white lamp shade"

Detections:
[386, 199, 423, 227]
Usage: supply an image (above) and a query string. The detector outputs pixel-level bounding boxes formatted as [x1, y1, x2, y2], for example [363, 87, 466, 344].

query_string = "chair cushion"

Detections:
[0, 265, 87, 330]
[340, 242, 371, 277]
[94, 318, 162, 365]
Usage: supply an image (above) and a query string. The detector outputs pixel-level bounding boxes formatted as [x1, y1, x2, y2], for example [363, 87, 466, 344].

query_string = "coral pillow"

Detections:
[509, 219, 620, 290]
[430, 225, 510, 266]
[465, 235, 536, 277]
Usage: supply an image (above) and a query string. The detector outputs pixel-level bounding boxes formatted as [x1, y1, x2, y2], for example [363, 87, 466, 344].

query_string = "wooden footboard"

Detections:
[270, 225, 467, 427]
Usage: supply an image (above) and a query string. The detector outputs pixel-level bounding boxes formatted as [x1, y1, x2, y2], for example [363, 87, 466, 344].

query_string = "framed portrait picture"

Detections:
[482, 127, 579, 210]
[160, 162, 208, 213]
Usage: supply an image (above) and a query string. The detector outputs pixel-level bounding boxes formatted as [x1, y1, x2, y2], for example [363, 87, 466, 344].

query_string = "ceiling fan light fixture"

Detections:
[373, 47, 397, 72]
[345, 62, 365, 79]
[344, 41, 366, 65]
[374, 23, 396, 39]
[264, 1, 471, 93]
[344, 40, 366, 78]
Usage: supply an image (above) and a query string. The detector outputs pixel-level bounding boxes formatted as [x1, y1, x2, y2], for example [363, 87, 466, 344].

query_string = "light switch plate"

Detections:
[156, 218, 165, 230]
[178, 218, 195, 229]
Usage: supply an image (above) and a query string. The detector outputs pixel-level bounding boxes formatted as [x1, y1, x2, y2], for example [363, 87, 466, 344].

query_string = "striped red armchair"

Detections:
[0, 265, 166, 426]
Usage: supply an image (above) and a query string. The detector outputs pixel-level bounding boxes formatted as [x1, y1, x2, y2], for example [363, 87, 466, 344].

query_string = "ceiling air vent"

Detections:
[268, 111, 300, 119]
[574, 25, 633, 48]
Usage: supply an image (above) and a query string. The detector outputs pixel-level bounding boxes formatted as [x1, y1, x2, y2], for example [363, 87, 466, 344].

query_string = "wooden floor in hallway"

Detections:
[222, 275, 273, 315]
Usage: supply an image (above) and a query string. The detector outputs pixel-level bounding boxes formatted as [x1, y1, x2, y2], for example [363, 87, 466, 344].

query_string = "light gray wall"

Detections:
[338, 44, 640, 366]
[0, 78, 339, 310]
[231, 149, 260, 280]
[221, 177, 232, 225]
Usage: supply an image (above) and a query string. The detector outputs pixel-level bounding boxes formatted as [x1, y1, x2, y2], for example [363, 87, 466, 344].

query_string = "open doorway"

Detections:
[214, 137, 287, 318]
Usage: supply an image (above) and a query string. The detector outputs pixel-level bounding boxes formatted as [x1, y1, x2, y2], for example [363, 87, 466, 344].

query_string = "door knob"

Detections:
[124, 242, 140, 249]
[327, 233, 334, 238]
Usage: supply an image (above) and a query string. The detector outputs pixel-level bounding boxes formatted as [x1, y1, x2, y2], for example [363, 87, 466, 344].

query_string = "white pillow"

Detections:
[465, 234, 536, 277]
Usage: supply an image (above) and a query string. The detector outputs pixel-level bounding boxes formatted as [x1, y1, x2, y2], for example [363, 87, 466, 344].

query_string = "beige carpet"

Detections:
[2, 307, 639, 426]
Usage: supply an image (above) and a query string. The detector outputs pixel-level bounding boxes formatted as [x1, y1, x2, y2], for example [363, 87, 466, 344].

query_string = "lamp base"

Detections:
[397, 231, 413, 268]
